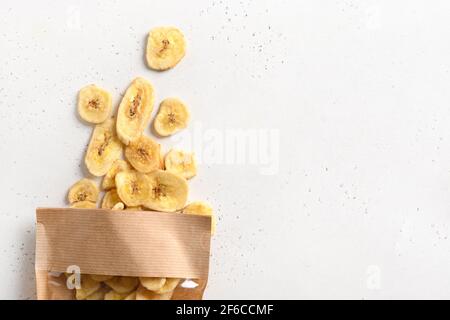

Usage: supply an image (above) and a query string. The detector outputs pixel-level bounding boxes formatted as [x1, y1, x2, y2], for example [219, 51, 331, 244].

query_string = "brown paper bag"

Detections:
[35, 208, 211, 300]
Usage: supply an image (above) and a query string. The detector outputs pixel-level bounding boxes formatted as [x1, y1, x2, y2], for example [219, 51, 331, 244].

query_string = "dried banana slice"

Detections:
[104, 290, 129, 300]
[124, 291, 137, 300]
[154, 98, 190, 137]
[70, 201, 97, 209]
[125, 206, 143, 211]
[154, 278, 180, 294]
[159, 153, 165, 169]
[125, 135, 161, 173]
[146, 27, 186, 71]
[144, 170, 189, 212]
[136, 285, 173, 300]
[75, 275, 101, 300]
[78, 84, 112, 124]
[115, 171, 152, 207]
[85, 286, 109, 300]
[112, 202, 125, 210]
[165, 149, 197, 179]
[183, 201, 216, 235]
[105, 276, 139, 294]
[68, 179, 99, 204]
[89, 274, 114, 282]
[139, 277, 166, 291]
[102, 160, 131, 190]
[85, 118, 123, 176]
[101, 189, 122, 209]
[116, 78, 154, 145]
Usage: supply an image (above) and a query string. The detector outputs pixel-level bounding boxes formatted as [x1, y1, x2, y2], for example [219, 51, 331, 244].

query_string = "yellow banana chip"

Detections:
[111, 202, 125, 210]
[104, 290, 129, 300]
[165, 149, 197, 179]
[89, 274, 114, 282]
[115, 171, 153, 207]
[85, 286, 109, 300]
[70, 201, 97, 209]
[78, 84, 112, 124]
[68, 179, 99, 204]
[116, 78, 154, 145]
[85, 118, 123, 177]
[136, 285, 173, 300]
[183, 201, 216, 235]
[125, 135, 161, 173]
[144, 170, 189, 212]
[139, 277, 166, 291]
[105, 276, 139, 294]
[125, 206, 143, 211]
[75, 275, 101, 300]
[101, 189, 123, 209]
[102, 159, 131, 190]
[154, 278, 180, 294]
[124, 291, 137, 300]
[154, 98, 190, 137]
[146, 27, 186, 71]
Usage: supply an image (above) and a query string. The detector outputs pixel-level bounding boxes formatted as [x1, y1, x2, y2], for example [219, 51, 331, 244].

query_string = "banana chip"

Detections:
[102, 160, 131, 190]
[101, 189, 123, 209]
[139, 277, 166, 291]
[124, 291, 137, 300]
[104, 290, 129, 300]
[78, 84, 112, 124]
[75, 275, 101, 300]
[125, 135, 161, 173]
[70, 201, 97, 209]
[115, 171, 153, 207]
[165, 149, 197, 179]
[116, 78, 154, 145]
[144, 170, 189, 212]
[68, 179, 99, 204]
[159, 153, 165, 169]
[105, 276, 139, 294]
[85, 118, 123, 176]
[154, 98, 190, 137]
[183, 201, 216, 235]
[125, 206, 143, 211]
[146, 27, 186, 71]
[154, 278, 180, 294]
[85, 286, 109, 300]
[89, 274, 114, 282]
[112, 202, 125, 210]
[136, 285, 173, 300]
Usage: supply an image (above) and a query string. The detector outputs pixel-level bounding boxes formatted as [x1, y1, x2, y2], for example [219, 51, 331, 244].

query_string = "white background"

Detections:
[1, 0, 450, 300]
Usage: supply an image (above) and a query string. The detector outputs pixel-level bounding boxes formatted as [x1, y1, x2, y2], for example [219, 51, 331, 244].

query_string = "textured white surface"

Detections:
[1, 0, 450, 299]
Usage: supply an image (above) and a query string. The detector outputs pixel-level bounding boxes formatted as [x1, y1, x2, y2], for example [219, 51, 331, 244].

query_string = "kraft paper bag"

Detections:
[35, 208, 211, 300]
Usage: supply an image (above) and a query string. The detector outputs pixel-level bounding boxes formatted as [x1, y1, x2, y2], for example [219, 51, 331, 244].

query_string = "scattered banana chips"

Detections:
[35, 208, 211, 300]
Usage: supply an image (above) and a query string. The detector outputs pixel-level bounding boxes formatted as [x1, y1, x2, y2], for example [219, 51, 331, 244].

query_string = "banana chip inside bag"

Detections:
[72, 276, 181, 300]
